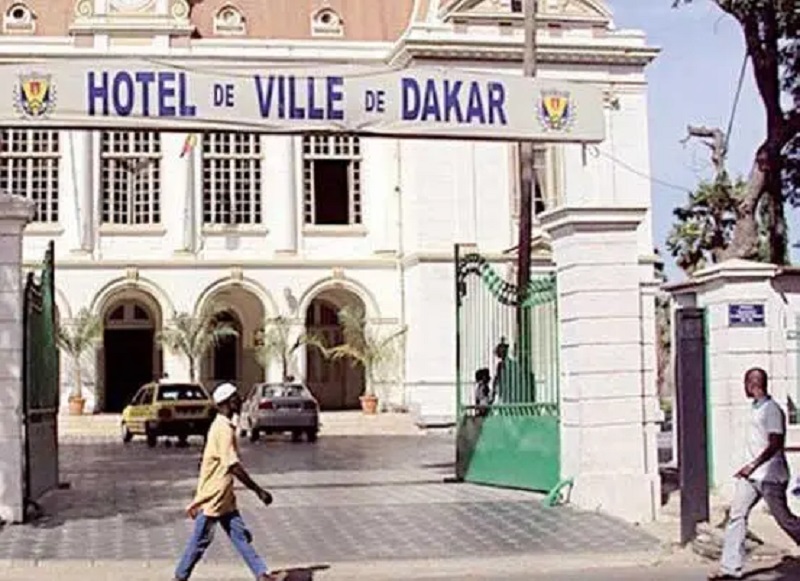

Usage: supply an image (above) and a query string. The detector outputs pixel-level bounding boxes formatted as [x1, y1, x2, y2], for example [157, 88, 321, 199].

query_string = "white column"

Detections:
[163, 351, 192, 382]
[183, 136, 198, 253]
[454, 141, 477, 244]
[361, 138, 398, 254]
[264, 136, 297, 254]
[161, 133, 194, 253]
[540, 206, 661, 524]
[0, 192, 34, 524]
[65, 131, 94, 252]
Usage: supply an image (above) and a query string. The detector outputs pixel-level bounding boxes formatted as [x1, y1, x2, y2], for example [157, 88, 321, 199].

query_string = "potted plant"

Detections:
[326, 306, 406, 415]
[254, 315, 327, 382]
[157, 305, 239, 384]
[57, 308, 102, 415]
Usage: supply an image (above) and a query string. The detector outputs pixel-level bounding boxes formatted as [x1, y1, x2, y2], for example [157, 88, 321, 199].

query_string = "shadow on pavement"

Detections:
[743, 556, 800, 580]
[275, 564, 330, 580]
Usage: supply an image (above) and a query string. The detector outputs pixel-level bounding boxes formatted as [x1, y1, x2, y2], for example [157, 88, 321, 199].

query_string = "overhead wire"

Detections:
[724, 52, 749, 156]
[588, 145, 692, 194]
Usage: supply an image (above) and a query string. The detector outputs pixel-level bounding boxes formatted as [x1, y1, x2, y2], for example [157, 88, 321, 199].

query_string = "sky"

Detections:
[607, 0, 798, 282]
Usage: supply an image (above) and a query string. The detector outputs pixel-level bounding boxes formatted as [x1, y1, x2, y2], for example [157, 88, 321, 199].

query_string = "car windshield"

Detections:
[157, 384, 208, 402]
[261, 384, 305, 398]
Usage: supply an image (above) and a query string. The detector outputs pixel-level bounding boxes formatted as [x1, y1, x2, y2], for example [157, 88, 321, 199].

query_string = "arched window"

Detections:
[311, 7, 343, 37]
[3, 3, 35, 33]
[214, 5, 245, 35]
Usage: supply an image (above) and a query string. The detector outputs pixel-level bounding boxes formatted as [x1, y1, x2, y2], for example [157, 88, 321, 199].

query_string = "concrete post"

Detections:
[0, 192, 34, 524]
[540, 206, 661, 523]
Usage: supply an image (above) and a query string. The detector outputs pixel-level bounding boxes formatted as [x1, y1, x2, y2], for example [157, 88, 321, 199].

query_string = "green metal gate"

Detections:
[22, 241, 59, 518]
[454, 244, 560, 492]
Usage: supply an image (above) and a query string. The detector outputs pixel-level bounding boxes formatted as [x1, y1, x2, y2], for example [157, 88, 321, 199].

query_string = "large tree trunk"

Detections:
[722, 146, 767, 261]
[765, 143, 788, 264]
[717, 6, 793, 265]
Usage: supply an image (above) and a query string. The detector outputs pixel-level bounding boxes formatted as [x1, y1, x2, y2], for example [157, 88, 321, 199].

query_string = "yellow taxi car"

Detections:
[121, 381, 215, 448]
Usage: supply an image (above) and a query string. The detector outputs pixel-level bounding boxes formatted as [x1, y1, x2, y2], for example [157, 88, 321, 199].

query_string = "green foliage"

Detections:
[254, 316, 326, 381]
[325, 306, 407, 397]
[157, 305, 238, 383]
[666, 174, 748, 274]
[57, 308, 103, 399]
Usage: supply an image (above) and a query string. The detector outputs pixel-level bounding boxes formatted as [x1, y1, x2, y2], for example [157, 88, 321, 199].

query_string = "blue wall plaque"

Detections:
[728, 303, 766, 327]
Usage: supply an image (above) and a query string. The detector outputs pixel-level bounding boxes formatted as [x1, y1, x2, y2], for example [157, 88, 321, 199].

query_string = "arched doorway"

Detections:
[100, 297, 162, 413]
[305, 289, 366, 410]
[199, 286, 265, 393]
[211, 310, 241, 383]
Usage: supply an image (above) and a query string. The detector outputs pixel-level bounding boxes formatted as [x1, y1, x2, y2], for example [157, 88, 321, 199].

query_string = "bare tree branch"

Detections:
[681, 125, 728, 175]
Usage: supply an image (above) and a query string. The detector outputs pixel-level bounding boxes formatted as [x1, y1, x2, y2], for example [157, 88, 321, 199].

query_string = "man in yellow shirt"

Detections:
[174, 383, 285, 581]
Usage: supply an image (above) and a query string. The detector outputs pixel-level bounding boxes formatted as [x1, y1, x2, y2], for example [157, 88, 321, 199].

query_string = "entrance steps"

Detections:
[58, 411, 425, 438]
[319, 411, 424, 436]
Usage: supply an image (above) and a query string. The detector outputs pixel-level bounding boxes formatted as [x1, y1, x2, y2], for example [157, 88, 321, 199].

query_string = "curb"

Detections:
[0, 550, 671, 578]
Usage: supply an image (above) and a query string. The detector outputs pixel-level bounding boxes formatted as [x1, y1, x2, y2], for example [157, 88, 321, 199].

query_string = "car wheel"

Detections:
[146, 430, 157, 448]
[249, 428, 260, 443]
[177, 435, 189, 448]
[121, 423, 133, 443]
[306, 429, 318, 443]
[291, 430, 303, 442]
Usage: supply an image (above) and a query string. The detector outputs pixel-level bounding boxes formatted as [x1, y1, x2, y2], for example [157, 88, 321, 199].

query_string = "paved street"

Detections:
[0, 417, 670, 578]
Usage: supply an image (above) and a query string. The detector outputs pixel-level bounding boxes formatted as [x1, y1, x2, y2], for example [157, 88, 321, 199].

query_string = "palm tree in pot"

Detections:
[157, 305, 239, 384]
[326, 305, 406, 414]
[254, 315, 327, 383]
[57, 308, 103, 415]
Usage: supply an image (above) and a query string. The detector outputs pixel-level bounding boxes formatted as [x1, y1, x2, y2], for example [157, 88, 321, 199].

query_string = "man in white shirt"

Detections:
[710, 367, 800, 580]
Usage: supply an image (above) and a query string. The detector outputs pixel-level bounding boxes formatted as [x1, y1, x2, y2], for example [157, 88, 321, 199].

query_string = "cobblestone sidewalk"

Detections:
[0, 424, 661, 574]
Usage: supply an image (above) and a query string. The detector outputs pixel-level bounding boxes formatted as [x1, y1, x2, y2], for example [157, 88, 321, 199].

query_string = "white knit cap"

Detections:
[213, 382, 237, 404]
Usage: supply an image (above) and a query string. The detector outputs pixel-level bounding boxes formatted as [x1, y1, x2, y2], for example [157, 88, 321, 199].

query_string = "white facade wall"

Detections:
[6, 0, 658, 427]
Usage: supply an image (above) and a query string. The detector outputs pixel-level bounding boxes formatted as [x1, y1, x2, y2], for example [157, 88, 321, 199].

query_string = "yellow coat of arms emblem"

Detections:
[14, 73, 56, 118]
[538, 90, 575, 132]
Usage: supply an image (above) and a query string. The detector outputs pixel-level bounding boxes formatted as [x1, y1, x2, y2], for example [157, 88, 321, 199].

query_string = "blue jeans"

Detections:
[175, 510, 268, 580]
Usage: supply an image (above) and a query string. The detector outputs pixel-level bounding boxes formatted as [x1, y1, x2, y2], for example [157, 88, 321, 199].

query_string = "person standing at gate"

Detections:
[174, 382, 286, 581]
[474, 367, 492, 415]
[492, 338, 512, 404]
[709, 368, 800, 580]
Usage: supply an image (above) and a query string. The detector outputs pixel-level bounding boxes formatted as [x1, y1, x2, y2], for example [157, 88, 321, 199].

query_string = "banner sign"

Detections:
[0, 60, 605, 142]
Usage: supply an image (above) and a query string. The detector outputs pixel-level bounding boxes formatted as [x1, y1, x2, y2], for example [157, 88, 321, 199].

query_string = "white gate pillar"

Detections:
[540, 206, 661, 524]
[0, 192, 34, 524]
[667, 260, 800, 503]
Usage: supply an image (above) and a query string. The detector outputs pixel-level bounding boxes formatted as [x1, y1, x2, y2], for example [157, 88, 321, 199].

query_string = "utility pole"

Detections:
[516, 0, 537, 328]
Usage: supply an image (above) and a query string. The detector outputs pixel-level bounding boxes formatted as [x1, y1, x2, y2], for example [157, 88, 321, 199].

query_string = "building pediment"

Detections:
[71, 0, 194, 37]
[440, 0, 612, 25]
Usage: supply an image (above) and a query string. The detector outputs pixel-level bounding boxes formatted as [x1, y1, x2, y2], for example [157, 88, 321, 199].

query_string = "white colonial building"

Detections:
[3, 0, 658, 426]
